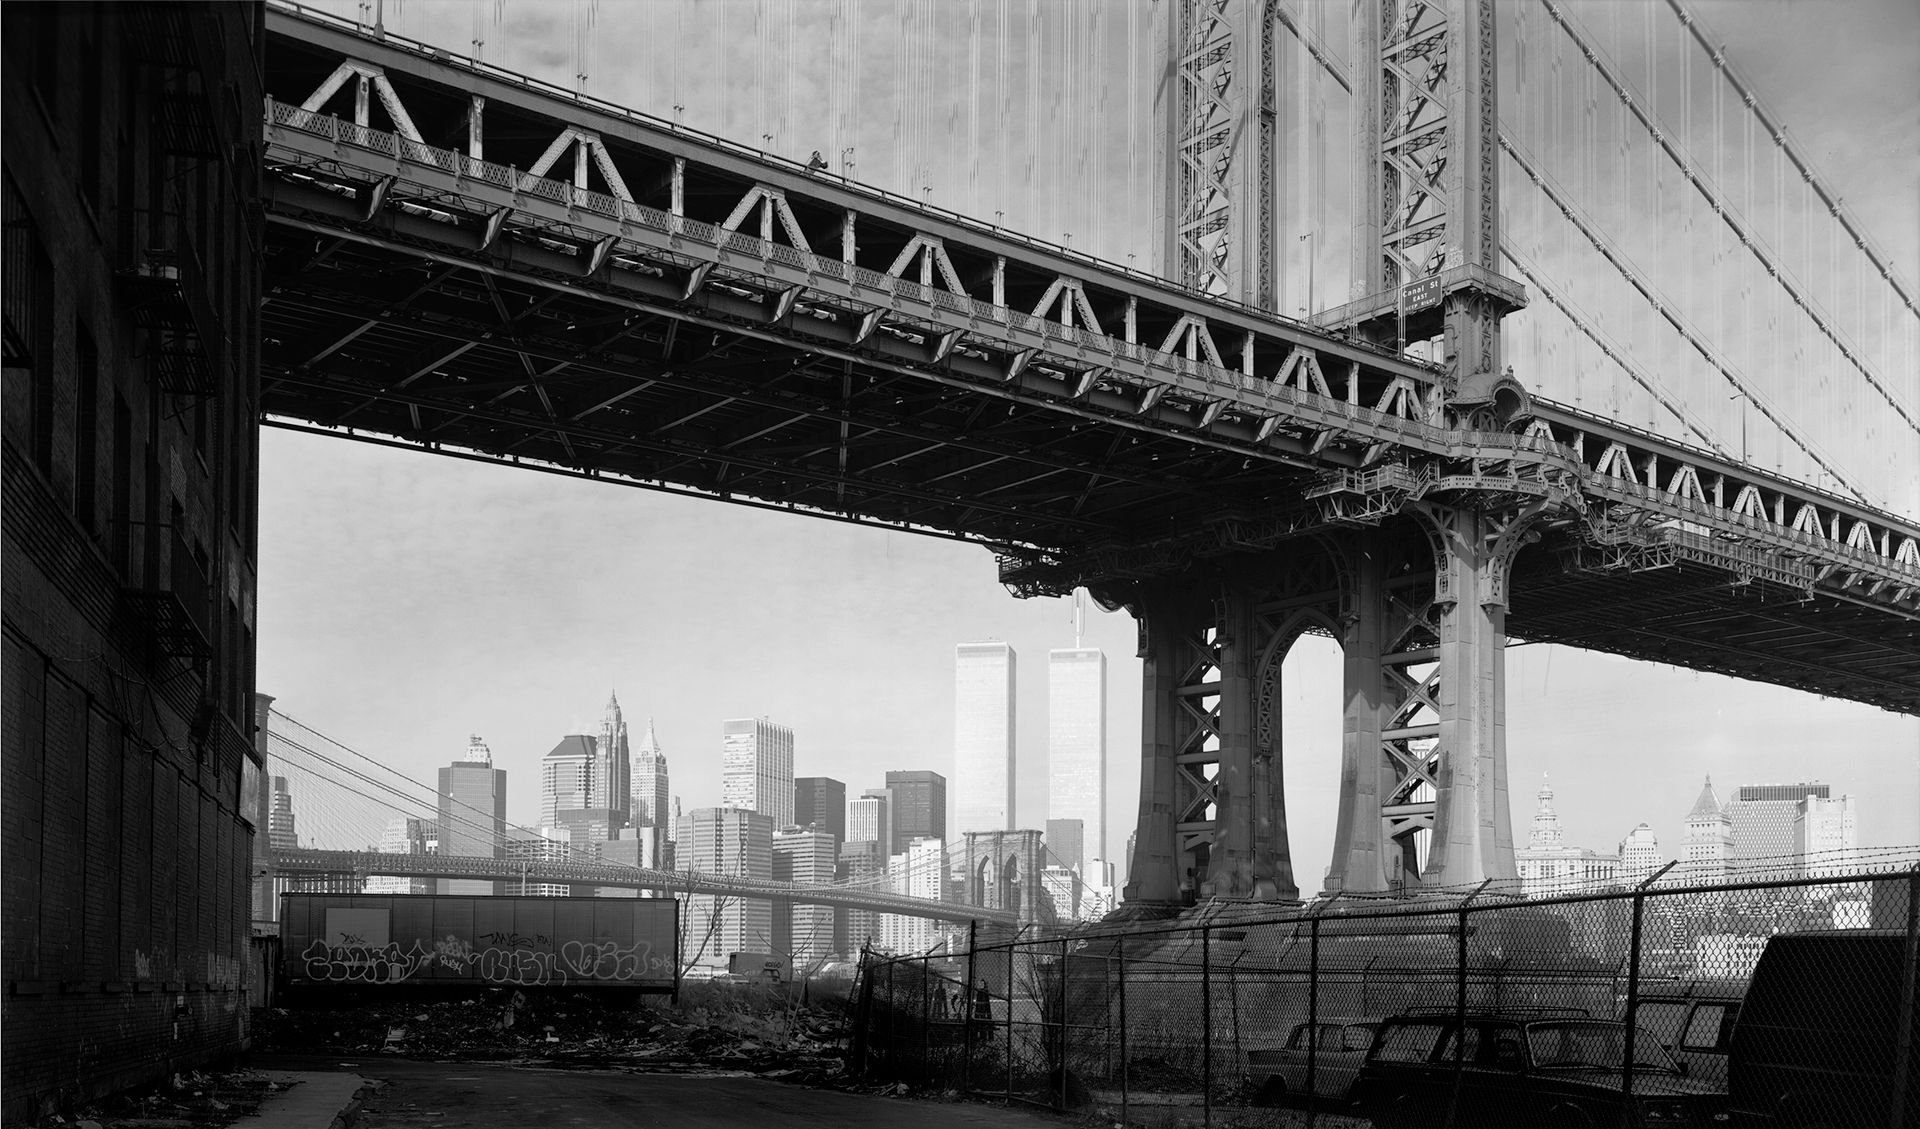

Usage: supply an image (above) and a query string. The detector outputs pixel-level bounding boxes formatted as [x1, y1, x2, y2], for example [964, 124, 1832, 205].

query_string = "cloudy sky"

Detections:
[261, 0, 1919, 890]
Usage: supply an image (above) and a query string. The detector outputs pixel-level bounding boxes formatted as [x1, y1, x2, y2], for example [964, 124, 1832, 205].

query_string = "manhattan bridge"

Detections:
[256, 0, 1919, 920]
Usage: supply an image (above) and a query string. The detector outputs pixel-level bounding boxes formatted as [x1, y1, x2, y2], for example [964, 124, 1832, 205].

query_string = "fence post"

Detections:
[887, 959, 897, 1075]
[1005, 944, 1014, 1106]
[1118, 945, 1129, 1128]
[1230, 952, 1243, 1092]
[964, 921, 978, 1091]
[1623, 861, 1677, 1101]
[1307, 895, 1341, 1127]
[1058, 937, 1070, 1110]
[1889, 864, 1919, 1129]
[922, 957, 931, 1083]
[1202, 923, 1213, 1127]
[1443, 879, 1494, 1129]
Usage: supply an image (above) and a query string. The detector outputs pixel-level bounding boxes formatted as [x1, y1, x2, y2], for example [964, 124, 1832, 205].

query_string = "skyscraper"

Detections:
[879, 838, 945, 955]
[365, 816, 437, 894]
[1729, 782, 1831, 866]
[848, 791, 891, 856]
[1682, 776, 1733, 885]
[795, 777, 847, 847]
[884, 770, 946, 857]
[438, 736, 508, 895]
[1047, 642, 1106, 871]
[540, 735, 593, 827]
[1618, 823, 1664, 877]
[595, 692, 632, 826]
[1045, 819, 1086, 876]
[773, 827, 838, 964]
[268, 776, 299, 850]
[682, 807, 774, 969]
[722, 718, 795, 828]
[1795, 793, 1858, 877]
[630, 719, 670, 869]
[954, 642, 1016, 834]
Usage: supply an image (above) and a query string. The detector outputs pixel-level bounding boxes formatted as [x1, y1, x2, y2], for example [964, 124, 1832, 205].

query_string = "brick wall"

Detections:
[2, 2, 265, 1119]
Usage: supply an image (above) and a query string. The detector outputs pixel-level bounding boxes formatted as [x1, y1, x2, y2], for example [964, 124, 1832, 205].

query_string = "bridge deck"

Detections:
[258, 5, 1920, 714]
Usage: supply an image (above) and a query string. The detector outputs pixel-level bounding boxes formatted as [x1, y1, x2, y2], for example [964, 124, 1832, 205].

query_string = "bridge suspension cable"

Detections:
[1533, 0, 1918, 437]
[1499, 134, 1868, 503]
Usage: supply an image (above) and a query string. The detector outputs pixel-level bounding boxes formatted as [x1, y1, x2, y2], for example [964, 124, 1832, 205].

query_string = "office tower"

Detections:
[1618, 824, 1664, 877]
[837, 840, 887, 954]
[954, 642, 1016, 834]
[1796, 793, 1858, 877]
[1682, 776, 1733, 885]
[365, 816, 437, 894]
[504, 828, 572, 896]
[848, 791, 891, 856]
[268, 776, 300, 850]
[1516, 777, 1619, 897]
[795, 777, 848, 847]
[884, 770, 947, 856]
[631, 719, 671, 868]
[1047, 642, 1106, 870]
[594, 692, 632, 825]
[551, 807, 621, 850]
[879, 838, 945, 954]
[541, 735, 593, 827]
[1729, 783, 1831, 865]
[1041, 866, 1084, 921]
[722, 718, 795, 828]
[438, 736, 508, 895]
[591, 836, 644, 898]
[682, 808, 774, 968]
[773, 827, 838, 965]
[1045, 819, 1086, 876]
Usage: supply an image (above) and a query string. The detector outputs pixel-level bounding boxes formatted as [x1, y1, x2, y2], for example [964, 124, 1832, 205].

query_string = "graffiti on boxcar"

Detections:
[301, 937, 669, 986]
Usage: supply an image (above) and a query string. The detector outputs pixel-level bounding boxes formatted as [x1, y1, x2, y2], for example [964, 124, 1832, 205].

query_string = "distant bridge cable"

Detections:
[1662, 0, 1920, 322]
[1499, 135, 1870, 505]
[1533, 0, 1919, 437]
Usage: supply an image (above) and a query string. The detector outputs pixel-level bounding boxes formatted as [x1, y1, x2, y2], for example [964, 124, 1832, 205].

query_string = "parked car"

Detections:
[1636, 982, 1744, 1089]
[1727, 929, 1917, 1129]
[1351, 1009, 1729, 1128]
[1246, 1017, 1379, 1105]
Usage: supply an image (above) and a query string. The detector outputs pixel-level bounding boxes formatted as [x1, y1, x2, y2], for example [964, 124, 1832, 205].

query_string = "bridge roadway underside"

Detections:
[256, 206, 1919, 714]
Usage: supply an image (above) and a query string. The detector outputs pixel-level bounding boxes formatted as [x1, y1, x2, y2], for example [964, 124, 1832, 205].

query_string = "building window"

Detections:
[76, 322, 99, 530]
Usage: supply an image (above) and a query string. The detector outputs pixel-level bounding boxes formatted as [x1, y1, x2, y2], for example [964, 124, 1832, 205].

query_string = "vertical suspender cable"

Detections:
[968, 0, 981, 218]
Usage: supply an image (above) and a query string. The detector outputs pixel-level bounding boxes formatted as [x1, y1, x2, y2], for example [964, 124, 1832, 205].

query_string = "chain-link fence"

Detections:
[849, 866, 1919, 1127]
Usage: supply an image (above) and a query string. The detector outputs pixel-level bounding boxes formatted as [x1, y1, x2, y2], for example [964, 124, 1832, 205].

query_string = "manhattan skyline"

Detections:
[256, 0, 1919, 896]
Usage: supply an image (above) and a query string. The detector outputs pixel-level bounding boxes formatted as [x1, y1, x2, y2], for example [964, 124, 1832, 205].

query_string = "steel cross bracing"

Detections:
[270, 847, 1016, 926]
[257, 8, 1919, 715]
[1159, 0, 1275, 308]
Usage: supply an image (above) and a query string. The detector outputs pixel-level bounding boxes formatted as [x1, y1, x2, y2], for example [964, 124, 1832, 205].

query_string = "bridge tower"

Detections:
[1125, 0, 1538, 909]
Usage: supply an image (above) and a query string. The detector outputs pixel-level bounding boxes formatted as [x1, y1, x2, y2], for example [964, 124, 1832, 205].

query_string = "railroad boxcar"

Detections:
[278, 893, 679, 993]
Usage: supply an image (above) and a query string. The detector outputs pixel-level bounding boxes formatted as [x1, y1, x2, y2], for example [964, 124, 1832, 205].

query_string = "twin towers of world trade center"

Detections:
[953, 595, 1108, 875]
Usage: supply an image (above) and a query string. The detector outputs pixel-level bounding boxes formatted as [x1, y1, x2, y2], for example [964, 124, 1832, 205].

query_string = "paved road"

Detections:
[251, 1056, 1069, 1128]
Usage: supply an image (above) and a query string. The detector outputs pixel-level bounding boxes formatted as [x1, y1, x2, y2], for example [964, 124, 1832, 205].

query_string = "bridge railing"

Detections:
[852, 857, 1920, 1120]
[266, 0, 1412, 365]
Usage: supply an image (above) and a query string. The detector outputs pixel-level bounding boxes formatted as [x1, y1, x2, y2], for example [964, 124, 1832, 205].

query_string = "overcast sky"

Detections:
[261, 0, 1919, 891]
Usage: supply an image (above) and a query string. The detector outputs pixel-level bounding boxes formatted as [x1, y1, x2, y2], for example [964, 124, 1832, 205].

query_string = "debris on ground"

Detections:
[59, 1068, 281, 1129]
[250, 982, 853, 1085]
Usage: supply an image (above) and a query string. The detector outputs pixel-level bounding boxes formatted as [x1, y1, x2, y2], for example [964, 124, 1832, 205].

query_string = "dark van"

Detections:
[1727, 929, 1918, 1129]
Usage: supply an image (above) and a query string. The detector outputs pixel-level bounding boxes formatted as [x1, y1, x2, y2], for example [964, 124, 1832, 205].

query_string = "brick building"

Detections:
[2, 3, 265, 1118]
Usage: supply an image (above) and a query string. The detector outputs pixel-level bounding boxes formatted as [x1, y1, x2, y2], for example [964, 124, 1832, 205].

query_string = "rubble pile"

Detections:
[252, 985, 850, 1084]
[64, 1067, 281, 1129]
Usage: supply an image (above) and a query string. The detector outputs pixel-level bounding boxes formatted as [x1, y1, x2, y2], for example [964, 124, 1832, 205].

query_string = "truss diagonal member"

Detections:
[1533, 0, 1918, 436]
[298, 60, 425, 142]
